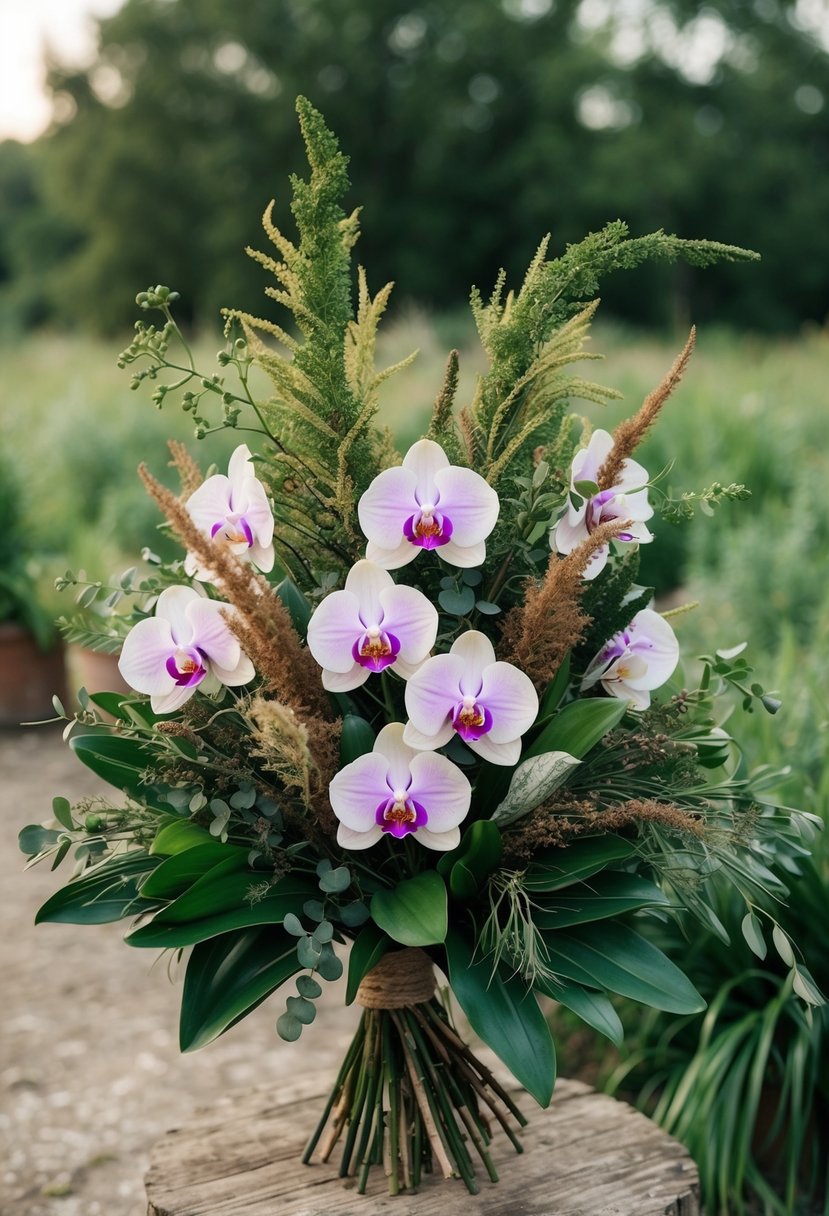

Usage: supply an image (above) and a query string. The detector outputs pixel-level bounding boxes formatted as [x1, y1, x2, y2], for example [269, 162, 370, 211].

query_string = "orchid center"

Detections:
[452, 697, 493, 742]
[166, 648, 208, 688]
[403, 505, 453, 550]
[211, 516, 254, 550]
[375, 792, 427, 838]
[353, 626, 401, 673]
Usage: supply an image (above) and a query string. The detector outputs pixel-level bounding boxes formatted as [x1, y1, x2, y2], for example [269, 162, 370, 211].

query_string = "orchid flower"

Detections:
[118, 585, 255, 714]
[329, 722, 472, 851]
[553, 429, 653, 579]
[403, 631, 538, 765]
[184, 444, 275, 580]
[581, 608, 679, 710]
[306, 560, 438, 692]
[358, 438, 499, 569]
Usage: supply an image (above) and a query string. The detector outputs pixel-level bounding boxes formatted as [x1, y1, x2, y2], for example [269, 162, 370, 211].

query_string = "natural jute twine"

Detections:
[356, 947, 437, 1009]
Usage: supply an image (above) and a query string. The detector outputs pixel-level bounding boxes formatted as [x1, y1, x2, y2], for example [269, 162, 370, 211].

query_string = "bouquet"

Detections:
[21, 99, 821, 1197]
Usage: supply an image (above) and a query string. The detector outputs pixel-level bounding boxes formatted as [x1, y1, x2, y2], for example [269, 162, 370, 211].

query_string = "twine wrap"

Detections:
[356, 947, 437, 1009]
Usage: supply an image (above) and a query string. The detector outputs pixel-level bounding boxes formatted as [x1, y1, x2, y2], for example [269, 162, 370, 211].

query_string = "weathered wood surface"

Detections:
[145, 1074, 700, 1216]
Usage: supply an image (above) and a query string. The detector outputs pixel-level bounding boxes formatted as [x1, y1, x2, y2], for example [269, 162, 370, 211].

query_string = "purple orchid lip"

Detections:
[375, 796, 428, 838]
[403, 509, 453, 550]
[210, 517, 254, 547]
[165, 648, 207, 687]
[353, 629, 401, 673]
[451, 701, 493, 742]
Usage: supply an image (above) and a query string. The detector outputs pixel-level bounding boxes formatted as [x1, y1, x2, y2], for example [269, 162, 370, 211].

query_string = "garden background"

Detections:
[1, 1, 827, 1213]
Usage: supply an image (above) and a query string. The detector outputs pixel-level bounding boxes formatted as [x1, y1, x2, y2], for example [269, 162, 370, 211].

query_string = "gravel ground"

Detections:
[0, 728, 355, 1216]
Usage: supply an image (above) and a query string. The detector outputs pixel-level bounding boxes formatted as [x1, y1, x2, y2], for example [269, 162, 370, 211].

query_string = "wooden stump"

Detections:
[145, 1075, 700, 1216]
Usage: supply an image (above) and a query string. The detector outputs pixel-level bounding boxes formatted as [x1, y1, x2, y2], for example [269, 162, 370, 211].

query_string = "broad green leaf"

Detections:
[740, 911, 767, 960]
[437, 820, 503, 901]
[525, 697, 627, 762]
[180, 927, 300, 1051]
[136, 855, 277, 925]
[139, 841, 250, 899]
[276, 575, 311, 637]
[340, 715, 376, 764]
[35, 851, 161, 925]
[88, 691, 133, 722]
[524, 835, 633, 892]
[533, 872, 670, 929]
[150, 820, 215, 856]
[19, 824, 64, 856]
[444, 928, 556, 1107]
[51, 797, 74, 831]
[371, 871, 448, 947]
[536, 976, 623, 1046]
[69, 732, 151, 797]
[537, 653, 571, 720]
[491, 751, 580, 827]
[540, 922, 705, 1014]
[126, 874, 314, 947]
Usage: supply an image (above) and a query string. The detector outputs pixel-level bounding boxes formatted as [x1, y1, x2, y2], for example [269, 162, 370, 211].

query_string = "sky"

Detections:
[0, 0, 123, 142]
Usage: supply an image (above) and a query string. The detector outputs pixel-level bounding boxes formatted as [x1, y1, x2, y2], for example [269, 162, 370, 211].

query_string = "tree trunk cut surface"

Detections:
[145, 1075, 700, 1216]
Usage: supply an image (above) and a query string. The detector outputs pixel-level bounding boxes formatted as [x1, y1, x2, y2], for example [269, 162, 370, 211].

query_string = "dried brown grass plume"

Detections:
[597, 327, 696, 491]
[499, 518, 630, 691]
[167, 440, 203, 498]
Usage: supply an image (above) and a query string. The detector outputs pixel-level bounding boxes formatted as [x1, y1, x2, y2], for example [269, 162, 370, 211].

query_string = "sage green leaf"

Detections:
[180, 927, 300, 1051]
[533, 872, 670, 928]
[51, 797, 74, 831]
[524, 835, 634, 892]
[491, 750, 580, 827]
[371, 871, 448, 947]
[19, 824, 64, 856]
[444, 928, 556, 1107]
[540, 922, 706, 1014]
[346, 922, 391, 1005]
[534, 976, 623, 1046]
[35, 851, 160, 925]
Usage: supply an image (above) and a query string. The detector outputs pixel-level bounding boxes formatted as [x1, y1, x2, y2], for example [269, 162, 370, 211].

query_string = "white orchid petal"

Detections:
[185, 474, 233, 533]
[416, 826, 461, 852]
[404, 653, 465, 734]
[467, 734, 522, 766]
[450, 631, 497, 694]
[402, 438, 450, 503]
[322, 664, 370, 692]
[364, 537, 421, 570]
[408, 750, 471, 832]
[604, 681, 651, 711]
[227, 444, 254, 487]
[614, 455, 650, 496]
[345, 560, 394, 625]
[236, 479, 275, 546]
[210, 652, 255, 688]
[185, 599, 241, 671]
[379, 585, 438, 663]
[478, 660, 538, 743]
[554, 511, 590, 556]
[337, 822, 384, 851]
[392, 654, 428, 681]
[575, 429, 614, 486]
[402, 719, 455, 751]
[433, 466, 499, 546]
[374, 722, 418, 791]
[155, 585, 201, 645]
[307, 589, 364, 673]
[329, 752, 390, 831]
[626, 609, 679, 688]
[358, 466, 418, 549]
[437, 538, 487, 569]
[117, 617, 176, 696]
[151, 683, 198, 715]
[248, 540, 276, 573]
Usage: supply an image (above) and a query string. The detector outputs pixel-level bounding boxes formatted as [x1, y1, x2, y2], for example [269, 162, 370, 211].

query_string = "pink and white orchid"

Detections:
[358, 438, 499, 569]
[329, 722, 472, 851]
[581, 608, 679, 710]
[306, 560, 438, 692]
[404, 631, 538, 766]
[118, 585, 255, 714]
[184, 444, 275, 580]
[553, 429, 653, 580]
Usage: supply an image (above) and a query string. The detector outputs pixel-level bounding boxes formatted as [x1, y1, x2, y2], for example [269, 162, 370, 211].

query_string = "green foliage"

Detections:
[371, 871, 448, 947]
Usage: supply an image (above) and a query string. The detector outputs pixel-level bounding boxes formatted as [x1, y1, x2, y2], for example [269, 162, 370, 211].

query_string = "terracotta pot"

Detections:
[68, 646, 131, 699]
[0, 621, 68, 727]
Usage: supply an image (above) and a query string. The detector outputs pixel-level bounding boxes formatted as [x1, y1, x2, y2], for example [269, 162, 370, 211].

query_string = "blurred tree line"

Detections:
[1, 0, 827, 335]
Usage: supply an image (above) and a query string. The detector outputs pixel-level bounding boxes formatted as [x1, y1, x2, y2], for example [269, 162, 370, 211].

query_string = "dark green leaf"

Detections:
[51, 797, 74, 831]
[19, 824, 64, 856]
[340, 715, 375, 764]
[346, 922, 391, 1005]
[316, 941, 344, 981]
[525, 697, 627, 762]
[533, 872, 670, 928]
[445, 927, 556, 1106]
[150, 820, 217, 856]
[180, 927, 300, 1051]
[538, 653, 571, 720]
[540, 922, 706, 1014]
[536, 976, 623, 1045]
[139, 841, 249, 900]
[69, 732, 151, 797]
[371, 871, 448, 947]
[438, 821, 504, 901]
[35, 851, 160, 925]
[276, 576, 312, 637]
[524, 835, 634, 892]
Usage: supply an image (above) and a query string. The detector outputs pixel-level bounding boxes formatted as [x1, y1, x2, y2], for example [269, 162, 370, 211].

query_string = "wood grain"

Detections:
[145, 1075, 700, 1215]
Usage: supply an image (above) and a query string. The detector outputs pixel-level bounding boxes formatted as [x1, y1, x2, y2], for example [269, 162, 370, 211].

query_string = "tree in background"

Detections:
[3, 0, 827, 333]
